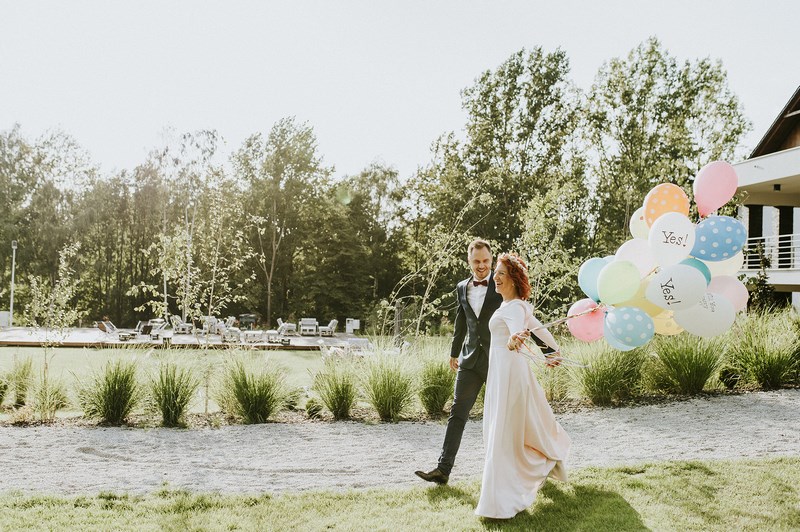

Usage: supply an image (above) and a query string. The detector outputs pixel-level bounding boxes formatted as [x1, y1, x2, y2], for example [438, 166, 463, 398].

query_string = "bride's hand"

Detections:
[507, 331, 528, 351]
[544, 350, 562, 368]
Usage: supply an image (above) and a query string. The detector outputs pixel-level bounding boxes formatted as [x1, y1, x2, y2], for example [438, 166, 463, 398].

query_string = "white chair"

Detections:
[243, 330, 265, 343]
[299, 318, 318, 336]
[277, 318, 297, 335]
[171, 315, 194, 334]
[318, 319, 338, 337]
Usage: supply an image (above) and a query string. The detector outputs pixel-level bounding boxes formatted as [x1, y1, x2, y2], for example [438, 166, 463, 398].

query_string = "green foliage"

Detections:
[573, 345, 645, 405]
[418, 359, 455, 417]
[10, 356, 33, 407]
[362, 356, 416, 422]
[304, 396, 323, 419]
[312, 358, 357, 420]
[0, 374, 7, 406]
[586, 37, 750, 251]
[218, 359, 288, 424]
[150, 363, 199, 427]
[643, 335, 723, 394]
[78, 360, 140, 424]
[32, 372, 68, 422]
[726, 311, 799, 390]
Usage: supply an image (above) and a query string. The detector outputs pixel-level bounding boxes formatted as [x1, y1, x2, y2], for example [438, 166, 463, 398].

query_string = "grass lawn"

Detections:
[0, 457, 797, 531]
[0, 346, 324, 416]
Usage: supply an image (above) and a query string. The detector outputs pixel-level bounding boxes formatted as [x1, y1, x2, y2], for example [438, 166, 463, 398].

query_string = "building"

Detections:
[734, 85, 800, 307]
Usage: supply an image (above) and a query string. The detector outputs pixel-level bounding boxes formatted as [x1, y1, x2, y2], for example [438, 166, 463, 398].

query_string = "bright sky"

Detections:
[2, 1, 798, 181]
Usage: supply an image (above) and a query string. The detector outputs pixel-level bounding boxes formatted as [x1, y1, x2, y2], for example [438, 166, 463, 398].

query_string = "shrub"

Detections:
[282, 387, 303, 411]
[33, 373, 69, 422]
[10, 356, 33, 407]
[151, 363, 199, 427]
[727, 311, 799, 390]
[305, 396, 323, 419]
[78, 360, 140, 424]
[418, 359, 455, 417]
[643, 335, 724, 395]
[573, 345, 645, 406]
[219, 359, 287, 424]
[362, 356, 416, 422]
[0, 374, 8, 406]
[312, 359, 357, 420]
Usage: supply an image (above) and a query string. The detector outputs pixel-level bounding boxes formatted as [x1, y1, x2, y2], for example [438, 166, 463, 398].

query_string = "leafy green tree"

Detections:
[586, 37, 751, 252]
[234, 118, 330, 326]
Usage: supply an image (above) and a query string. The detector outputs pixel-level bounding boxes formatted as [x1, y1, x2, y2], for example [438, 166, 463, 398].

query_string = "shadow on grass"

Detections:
[424, 484, 478, 507]
[478, 482, 649, 531]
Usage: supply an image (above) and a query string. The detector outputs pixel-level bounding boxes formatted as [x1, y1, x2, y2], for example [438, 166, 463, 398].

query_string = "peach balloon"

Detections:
[643, 183, 690, 226]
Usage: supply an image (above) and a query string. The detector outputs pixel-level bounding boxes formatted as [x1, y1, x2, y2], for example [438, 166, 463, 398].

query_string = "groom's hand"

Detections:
[449, 357, 459, 371]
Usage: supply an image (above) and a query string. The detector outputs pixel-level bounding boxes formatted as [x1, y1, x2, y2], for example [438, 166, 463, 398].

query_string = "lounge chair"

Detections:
[318, 319, 338, 337]
[299, 318, 318, 336]
[171, 315, 194, 335]
[277, 318, 296, 336]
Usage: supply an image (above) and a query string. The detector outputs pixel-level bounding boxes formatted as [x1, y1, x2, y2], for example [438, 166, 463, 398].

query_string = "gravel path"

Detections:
[1, 390, 798, 495]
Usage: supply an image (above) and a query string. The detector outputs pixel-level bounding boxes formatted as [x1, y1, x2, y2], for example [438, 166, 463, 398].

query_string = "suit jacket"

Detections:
[449, 273, 503, 369]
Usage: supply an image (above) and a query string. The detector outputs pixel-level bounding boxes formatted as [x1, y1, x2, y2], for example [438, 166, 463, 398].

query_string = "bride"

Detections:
[475, 252, 571, 519]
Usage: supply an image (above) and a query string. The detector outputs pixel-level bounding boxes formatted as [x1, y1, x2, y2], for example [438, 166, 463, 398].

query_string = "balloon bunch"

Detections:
[567, 161, 748, 351]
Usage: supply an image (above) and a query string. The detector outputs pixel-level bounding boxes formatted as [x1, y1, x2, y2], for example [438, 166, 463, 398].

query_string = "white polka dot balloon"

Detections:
[603, 306, 655, 348]
[689, 215, 747, 262]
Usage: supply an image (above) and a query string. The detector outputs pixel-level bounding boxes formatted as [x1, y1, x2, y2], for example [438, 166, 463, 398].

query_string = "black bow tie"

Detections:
[472, 280, 488, 287]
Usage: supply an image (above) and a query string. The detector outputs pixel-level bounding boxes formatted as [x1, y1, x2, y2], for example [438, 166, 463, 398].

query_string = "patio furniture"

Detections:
[299, 318, 318, 336]
[277, 318, 296, 335]
[222, 327, 242, 343]
[149, 319, 168, 340]
[318, 319, 338, 337]
[243, 330, 265, 343]
[170, 315, 194, 335]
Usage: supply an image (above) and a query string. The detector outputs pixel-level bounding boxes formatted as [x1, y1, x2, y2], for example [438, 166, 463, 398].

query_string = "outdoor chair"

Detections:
[318, 319, 338, 337]
[222, 327, 242, 343]
[276, 318, 296, 335]
[299, 318, 318, 336]
[344, 337, 374, 357]
[171, 315, 194, 335]
[149, 319, 168, 340]
[200, 316, 218, 335]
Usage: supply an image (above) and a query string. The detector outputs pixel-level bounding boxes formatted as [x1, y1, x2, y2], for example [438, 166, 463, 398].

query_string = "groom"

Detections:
[415, 238, 503, 484]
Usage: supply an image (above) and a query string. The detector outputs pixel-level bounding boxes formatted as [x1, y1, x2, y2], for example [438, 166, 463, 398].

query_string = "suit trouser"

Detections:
[437, 355, 489, 475]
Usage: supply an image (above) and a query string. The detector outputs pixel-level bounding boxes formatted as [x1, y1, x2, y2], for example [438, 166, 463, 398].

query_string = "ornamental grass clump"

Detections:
[312, 358, 357, 420]
[0, 374, 8, 406]
[573, 344, 645, 406]
[418, 359, 455, 417]
[10, 356, 33, 407]
[643, 334, 724, 395]
[727, 311, 799, 390]
[151, 363, 199, 427]
[362, 356, 416, 422]
[78, 360, 140, 424]
[219, 359, 288, 424]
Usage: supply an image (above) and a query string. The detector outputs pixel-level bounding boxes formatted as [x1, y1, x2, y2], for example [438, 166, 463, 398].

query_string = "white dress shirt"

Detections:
[467, 275, 489, 317]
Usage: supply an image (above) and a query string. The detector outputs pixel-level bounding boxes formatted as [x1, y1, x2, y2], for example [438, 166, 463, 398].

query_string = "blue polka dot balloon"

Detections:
[690, 215, 747, 262]
[604, 306, 655, 348]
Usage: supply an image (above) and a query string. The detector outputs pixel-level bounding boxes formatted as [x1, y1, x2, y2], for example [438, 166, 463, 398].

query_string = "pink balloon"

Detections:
[707, 275, 749, 312]
[693, 161, 738, 217]
[566, 298, 604, 342]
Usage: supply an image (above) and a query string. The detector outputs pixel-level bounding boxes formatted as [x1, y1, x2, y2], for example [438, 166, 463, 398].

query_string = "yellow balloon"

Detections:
[618, 279, 663, 317]
[653, 311, 684, 336]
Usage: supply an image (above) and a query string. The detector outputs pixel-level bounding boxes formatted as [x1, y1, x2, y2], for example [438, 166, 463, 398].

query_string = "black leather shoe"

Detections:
[414, 468, 449, 484]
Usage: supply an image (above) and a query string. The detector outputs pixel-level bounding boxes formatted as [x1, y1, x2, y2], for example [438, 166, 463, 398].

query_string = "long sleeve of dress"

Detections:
[524, 308, 560, 352]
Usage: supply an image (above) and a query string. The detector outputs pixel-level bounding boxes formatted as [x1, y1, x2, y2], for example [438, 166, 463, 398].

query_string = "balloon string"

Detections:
[528, 304, 605, 332]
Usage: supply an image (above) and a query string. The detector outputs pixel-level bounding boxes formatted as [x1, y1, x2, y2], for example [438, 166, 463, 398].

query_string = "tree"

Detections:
[586, 37, 751, 252]
[234, 118, 330, 326]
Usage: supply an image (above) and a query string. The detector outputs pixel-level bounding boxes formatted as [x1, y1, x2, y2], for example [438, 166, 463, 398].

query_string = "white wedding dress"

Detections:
[475, 299, 571, 519]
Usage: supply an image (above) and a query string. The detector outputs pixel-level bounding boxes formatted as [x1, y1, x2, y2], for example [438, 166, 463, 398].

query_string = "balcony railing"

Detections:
[742, 233, 799, 271]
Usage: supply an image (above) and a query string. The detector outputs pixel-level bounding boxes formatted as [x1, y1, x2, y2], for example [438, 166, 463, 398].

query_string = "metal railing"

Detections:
[742, 233, 799, 271]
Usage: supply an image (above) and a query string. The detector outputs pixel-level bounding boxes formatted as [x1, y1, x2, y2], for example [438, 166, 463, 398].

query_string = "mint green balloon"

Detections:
[597, 260, 640, 304]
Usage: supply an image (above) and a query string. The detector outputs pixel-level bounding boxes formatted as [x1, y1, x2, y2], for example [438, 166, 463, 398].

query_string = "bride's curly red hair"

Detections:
[498, 253, 531, 300]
